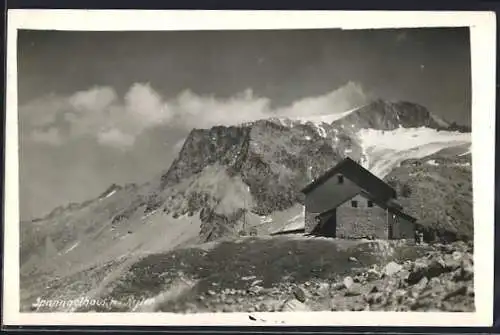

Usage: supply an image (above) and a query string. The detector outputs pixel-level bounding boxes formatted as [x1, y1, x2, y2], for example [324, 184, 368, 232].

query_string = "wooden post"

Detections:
[386, 209, 392, 240]
[386, 208, 388, 239]
[243, 195, 247, 231]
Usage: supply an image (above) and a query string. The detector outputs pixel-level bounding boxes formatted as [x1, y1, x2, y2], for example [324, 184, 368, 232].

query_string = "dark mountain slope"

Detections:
[385, 145, 472, 242]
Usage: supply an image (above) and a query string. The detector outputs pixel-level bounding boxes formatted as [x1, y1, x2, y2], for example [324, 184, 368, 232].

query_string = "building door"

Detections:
[312, 209, 337, 237]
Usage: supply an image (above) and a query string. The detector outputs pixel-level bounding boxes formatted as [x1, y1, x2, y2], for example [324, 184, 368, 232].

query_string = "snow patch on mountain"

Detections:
[268, 105, 367, 138]
[104, 190, 117, 198]
[357, 127, 471, 178]
[62, 241, 80, 255]
[357, 127, 470, 151]
[98, 184, 122, 201]
[289, 107, 362, 125]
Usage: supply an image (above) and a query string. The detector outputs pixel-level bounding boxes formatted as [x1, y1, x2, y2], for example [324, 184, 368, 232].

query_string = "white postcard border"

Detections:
[3, 9, 496, 327]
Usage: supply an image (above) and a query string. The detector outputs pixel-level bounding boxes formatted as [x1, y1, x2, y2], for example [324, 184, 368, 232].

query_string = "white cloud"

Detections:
[172, 88, 272, 129]
[277, 81, 370, 117]
[97, 128, 135, 149]
[69, 86, 117, 112]
[19, 94, 68, 128]
[64, 86, 119, 139]
[124, 83, 173, 128]
[20, 81, 370, 150]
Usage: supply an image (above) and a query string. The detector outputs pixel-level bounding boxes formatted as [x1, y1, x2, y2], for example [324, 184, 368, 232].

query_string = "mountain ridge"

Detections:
[24, 98, 470, 225]
[21, 98, 472, 262]
[21, 99, 472, 244]
[19, 98, 474, 312]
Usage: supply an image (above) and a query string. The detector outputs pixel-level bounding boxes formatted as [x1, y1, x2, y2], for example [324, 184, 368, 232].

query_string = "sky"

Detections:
[17, 27, 471, 220]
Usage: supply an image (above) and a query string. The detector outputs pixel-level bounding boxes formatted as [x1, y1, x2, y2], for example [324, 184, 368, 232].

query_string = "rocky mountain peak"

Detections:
[160, 125, 251, 188]
[151, 99, 471, 242]
[330, 99, 451, 132]
[160, 99, 457, 191]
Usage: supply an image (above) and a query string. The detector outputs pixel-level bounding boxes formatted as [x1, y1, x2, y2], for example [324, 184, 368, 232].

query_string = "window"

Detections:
[351, 200, 358, 208]
[337, 175, 344, 184]
[367, 200, 374, 208]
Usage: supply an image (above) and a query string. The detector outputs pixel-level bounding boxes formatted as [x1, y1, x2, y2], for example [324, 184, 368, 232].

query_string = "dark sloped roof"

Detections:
[301, 157, 396, 203]
[389, 208, 417, 223]
[386, 198, 403, 211]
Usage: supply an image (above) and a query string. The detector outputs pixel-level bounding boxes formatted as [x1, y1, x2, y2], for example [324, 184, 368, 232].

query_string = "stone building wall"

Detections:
[336, 193, 389, 239]
[304, 173, 361, 234]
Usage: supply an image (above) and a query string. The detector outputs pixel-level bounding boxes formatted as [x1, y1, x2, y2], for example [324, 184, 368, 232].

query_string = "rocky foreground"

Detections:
[128, 240, 474, 313]
[313, 241, 474, 312]
[28, 237, 473, 313]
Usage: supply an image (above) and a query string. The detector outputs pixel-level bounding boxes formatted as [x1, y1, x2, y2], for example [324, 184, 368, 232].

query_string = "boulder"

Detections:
[453, 258, 473, 281]
[250, 279, 263, 287]
[364, 292, 384, 305]
[414, 276, 429, 292]
[343, 276, 354, 290]
[461, 257, 474, 278]
[384, 261, 403, 277]
[293, 287, 307, 303]
[331, 282, 345, 291]
[344, 283, 362, 297]
[248, 285, 264, 295]
[281, 299, 310, 312]
[443, 254, 462, 271]
[442, 285, 467, 301]
[317, 282, 330, 297]
[428, 277, 441, 286]
[257, 302, 269, 312]
[366, 268, 381, 281]
[426, 259, 449, 278]
[452, 251, 463, 261]
[407, 259, 432, 285]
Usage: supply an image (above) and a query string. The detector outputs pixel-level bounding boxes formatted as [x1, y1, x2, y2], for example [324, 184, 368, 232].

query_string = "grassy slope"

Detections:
[20, 208, 203, 310]
[27, 236, 431, 312]
[384, 148, 472, 242]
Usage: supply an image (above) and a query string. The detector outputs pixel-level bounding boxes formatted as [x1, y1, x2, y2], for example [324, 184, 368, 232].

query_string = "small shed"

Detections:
[301, 157, 416, 240]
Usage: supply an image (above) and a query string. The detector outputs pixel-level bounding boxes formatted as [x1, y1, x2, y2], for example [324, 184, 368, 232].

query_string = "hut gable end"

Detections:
[302, 157, 396, 202]
[301, 157, 416, 240]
